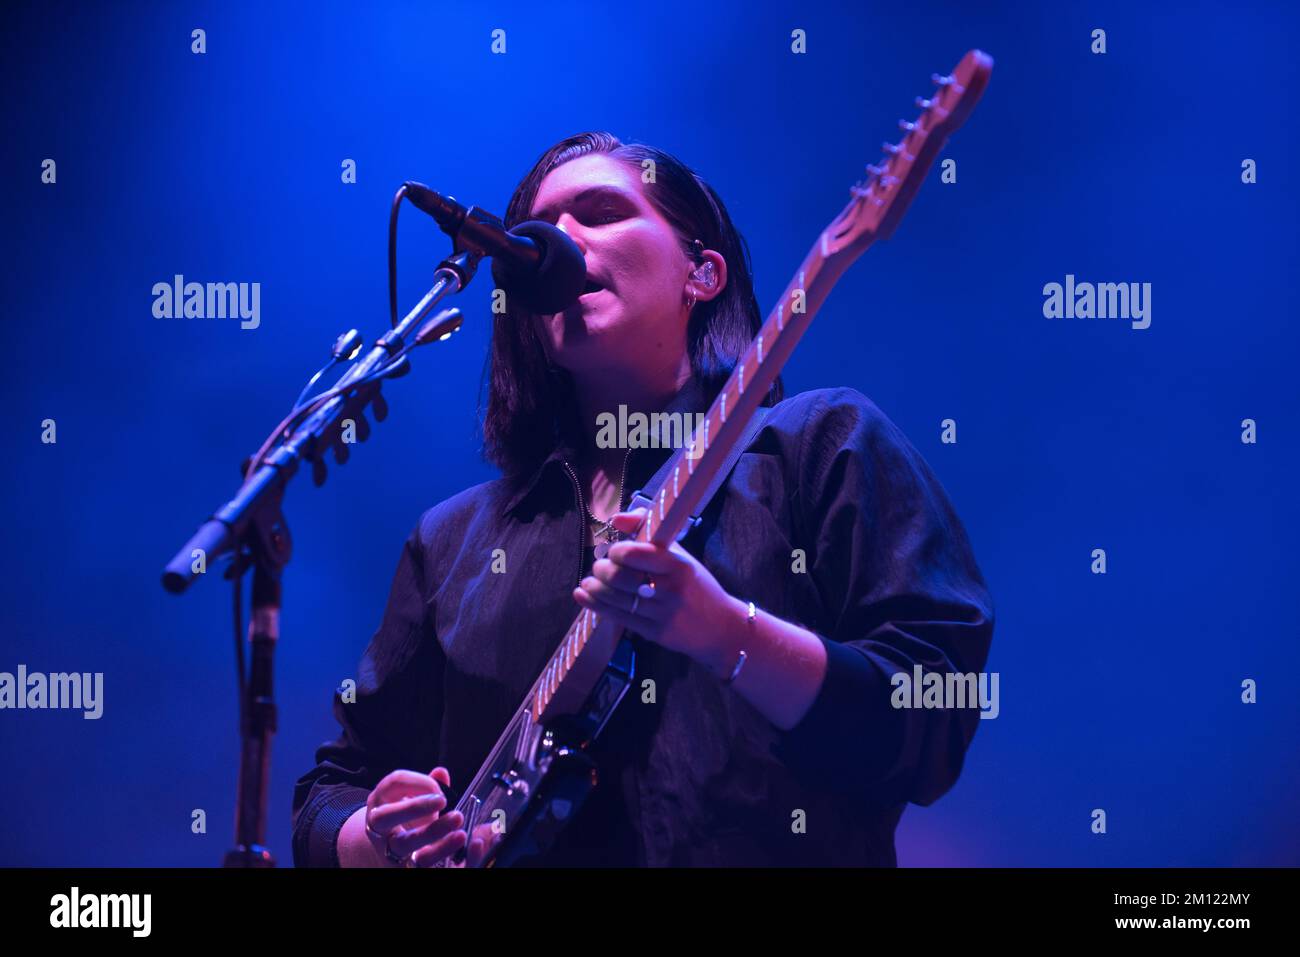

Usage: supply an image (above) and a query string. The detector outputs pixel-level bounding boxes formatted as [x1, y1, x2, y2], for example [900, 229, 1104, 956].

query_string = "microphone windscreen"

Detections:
[491, 220, 587, 314]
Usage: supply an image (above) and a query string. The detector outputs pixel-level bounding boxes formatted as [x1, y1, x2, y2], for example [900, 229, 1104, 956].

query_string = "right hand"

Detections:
[364, 767, 467, 867]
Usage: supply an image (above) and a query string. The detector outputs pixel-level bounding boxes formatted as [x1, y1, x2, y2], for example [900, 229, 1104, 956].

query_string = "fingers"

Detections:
[586, 558, 649, 594]
[368, 791, 447, 834]
[602, 508, 695, 579]
[609, 508, 647, 534]
[573, 584, 659, 633]
[366, 767, 456, 865]
[409, 817, 500, 868]
[589, 543, 688, 593]
[465, 822, 505, 868]
[392, 810, 466, 862]
[409, 825, 469, 868]
[372, 768, 445, 806]
[607, 540, 691, 578]
[575, 575, 665, 621]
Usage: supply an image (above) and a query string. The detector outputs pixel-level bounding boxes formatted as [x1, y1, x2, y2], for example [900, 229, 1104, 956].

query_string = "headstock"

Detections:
[821, 49, 994, 255]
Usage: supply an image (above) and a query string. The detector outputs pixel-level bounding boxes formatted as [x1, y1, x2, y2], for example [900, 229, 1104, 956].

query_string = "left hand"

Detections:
[572, 507, 743, 676]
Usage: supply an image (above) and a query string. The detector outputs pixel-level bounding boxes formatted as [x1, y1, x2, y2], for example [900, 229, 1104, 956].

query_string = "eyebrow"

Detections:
[531, 185, 633, 223]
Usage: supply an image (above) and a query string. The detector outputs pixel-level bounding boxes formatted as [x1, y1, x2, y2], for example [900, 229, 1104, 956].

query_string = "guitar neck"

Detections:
[448, 51, 993, 867]
[503, 46, 992, 747]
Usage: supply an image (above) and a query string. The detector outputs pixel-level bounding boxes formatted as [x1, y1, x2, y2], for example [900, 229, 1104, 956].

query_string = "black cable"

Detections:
[293, 358, 342, 410]
[242, 183, 406, 476]
[388, 184, 408, 327]
[242, 347, 409, 481]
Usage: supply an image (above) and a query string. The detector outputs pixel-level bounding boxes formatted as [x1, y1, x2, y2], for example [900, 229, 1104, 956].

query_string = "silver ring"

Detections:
[386, 828, 412, 867]
[366, 816, 410, 866]
[637, 577, 656, 599]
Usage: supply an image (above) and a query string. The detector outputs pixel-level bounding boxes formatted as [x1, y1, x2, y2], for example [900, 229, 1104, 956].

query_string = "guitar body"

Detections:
[442, 636, 637, 866]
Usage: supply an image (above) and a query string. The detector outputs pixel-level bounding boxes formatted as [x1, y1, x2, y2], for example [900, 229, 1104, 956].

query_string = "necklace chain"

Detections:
[586, 450, 631, 551]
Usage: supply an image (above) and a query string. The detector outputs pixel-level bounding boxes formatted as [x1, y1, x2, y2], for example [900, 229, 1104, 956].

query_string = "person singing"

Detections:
[291, 131, 995, 867]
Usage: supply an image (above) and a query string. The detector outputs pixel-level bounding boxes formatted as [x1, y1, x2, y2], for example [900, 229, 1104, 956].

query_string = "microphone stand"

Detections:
[162, 246, 482, 868]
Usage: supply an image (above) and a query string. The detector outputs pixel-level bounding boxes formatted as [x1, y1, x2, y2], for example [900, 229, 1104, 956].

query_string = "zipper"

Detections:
[561, 460, 586, 588]
[561, 448, 632, 587]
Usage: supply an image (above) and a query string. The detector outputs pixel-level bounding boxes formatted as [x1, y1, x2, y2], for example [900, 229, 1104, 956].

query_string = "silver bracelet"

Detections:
[723, 601, 755, 685]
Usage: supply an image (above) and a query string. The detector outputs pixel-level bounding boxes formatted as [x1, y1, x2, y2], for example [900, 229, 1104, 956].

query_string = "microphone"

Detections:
[403, 181, 586, 314]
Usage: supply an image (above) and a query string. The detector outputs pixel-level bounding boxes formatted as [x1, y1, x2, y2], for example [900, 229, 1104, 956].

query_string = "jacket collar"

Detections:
[499, 375, 713, 518]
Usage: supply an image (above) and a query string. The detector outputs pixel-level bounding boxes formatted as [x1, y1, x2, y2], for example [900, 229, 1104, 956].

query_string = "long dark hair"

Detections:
[480, 131, 782, 481]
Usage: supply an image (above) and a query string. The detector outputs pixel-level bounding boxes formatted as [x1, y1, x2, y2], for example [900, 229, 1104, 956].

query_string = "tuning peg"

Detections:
[371, 391, 388, 422]
[931, 73, 954, 86]
[898, 119, 917, 132]
[334, 441, 350, 466]
[312, 457, 328, 487]
[865, 163, 886, 178]
[882, 141, 902, 155]
[915, 96, 934, 109]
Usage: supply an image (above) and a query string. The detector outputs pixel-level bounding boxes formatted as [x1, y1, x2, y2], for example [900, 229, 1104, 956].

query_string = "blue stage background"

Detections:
[3, 0, 1297, 866]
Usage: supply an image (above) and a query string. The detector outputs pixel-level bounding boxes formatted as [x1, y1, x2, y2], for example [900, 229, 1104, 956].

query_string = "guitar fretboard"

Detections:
[521, 48, 994, 724]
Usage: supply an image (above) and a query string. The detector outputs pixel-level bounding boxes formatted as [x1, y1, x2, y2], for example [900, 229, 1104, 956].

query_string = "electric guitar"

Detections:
[443, 49, 994, 867]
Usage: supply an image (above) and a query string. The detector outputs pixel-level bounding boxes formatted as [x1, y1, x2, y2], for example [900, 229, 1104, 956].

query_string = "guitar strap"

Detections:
[626, 405, 772, 545]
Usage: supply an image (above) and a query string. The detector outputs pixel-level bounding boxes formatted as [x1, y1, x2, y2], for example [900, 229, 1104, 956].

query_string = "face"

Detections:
[527, 154, 702, 377]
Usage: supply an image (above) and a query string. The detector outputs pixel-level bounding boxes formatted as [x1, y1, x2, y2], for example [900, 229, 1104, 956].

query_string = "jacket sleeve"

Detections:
[290, 518, 445, 867]
[770, 388, 995, 807]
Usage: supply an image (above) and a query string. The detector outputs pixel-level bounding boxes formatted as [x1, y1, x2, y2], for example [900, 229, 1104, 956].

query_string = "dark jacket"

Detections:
[291, 378, 995, 867]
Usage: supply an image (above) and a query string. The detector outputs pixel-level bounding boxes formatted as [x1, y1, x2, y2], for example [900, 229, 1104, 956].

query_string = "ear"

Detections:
[687, 249, 728, 304]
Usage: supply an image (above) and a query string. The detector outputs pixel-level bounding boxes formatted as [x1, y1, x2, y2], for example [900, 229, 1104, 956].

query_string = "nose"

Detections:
[554, 212, 589, 254]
